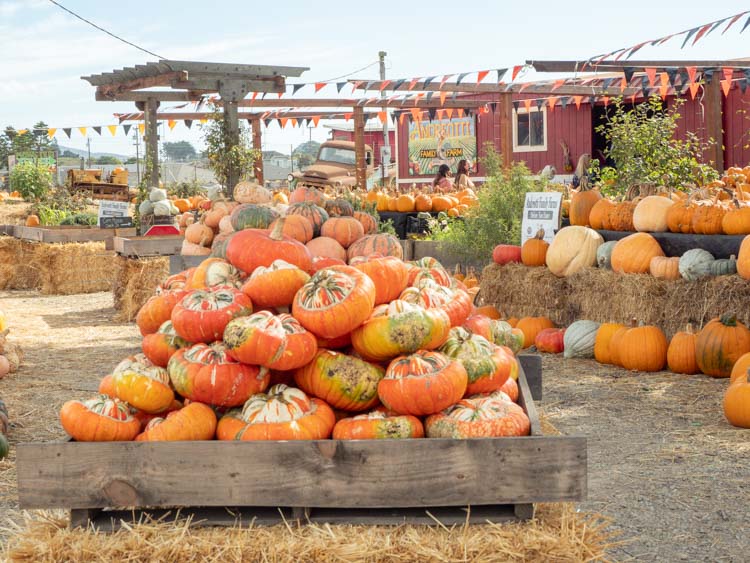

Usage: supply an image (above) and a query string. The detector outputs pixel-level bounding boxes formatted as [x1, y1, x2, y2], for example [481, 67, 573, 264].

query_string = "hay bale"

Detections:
[36, 242, 116, 295]
[113, 256, 169, 322]
[0, 238, 42, 290]
[480, 263, 750, 337]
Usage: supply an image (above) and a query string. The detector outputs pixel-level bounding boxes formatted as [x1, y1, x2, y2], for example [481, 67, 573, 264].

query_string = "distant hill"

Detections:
[57, 145, 131, 160]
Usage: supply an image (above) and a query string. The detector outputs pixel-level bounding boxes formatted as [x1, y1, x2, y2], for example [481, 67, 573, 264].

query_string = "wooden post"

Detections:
[223, 101, 240, 193]
[137, 97, 160, 186]
[251, 117, 264, 186]
[353, 106, 367, 189]
[705, 73, 724, 173]
[498, 92, 513, 168]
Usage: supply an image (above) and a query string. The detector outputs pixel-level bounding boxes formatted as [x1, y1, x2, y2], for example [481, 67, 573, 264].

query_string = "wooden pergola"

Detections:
[83, 60, 308, 187]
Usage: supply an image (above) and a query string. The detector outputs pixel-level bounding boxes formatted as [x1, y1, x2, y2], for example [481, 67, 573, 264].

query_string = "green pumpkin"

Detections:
[324, 198, 354, 217]
[287, 202, 329, 237]
[596, 241, 617, 270]
[229, 204, 280, 231]
[439, 328, 501, 384]
[708, 256, 737, 276]
[563, 320, 600, 359]
[492, 325, 523, 354]
[679, 249, 715, 281]
[0, 399, 8, 437]
[0, 434, 8, 460]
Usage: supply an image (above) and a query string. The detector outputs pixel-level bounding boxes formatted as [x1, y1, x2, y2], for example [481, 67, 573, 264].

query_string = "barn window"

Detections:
[512, 107, 547, 152]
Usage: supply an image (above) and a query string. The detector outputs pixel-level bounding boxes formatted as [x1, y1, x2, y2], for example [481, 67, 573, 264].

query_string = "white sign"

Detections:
[521, 192, 562, 245]
[98, 200, 130, 221]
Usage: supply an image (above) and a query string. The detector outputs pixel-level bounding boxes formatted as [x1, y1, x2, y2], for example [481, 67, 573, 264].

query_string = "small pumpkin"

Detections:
[515, 317, 555, 349]
[353, 211, 378, 234]
[633, 195, 674, 233]
[141, 320, 189, 368]
[695, 314, 750, 377]
[666, 198, 697, 234]
[347, 233, 403, 261]
[25, 215, 40, 227]
[229, 203, 280, 231]
[332, 408, 424, 440]
[730, 352, 750, 383]
[649, 256, 680, 280]
[667, 324, 699, 375]
[723, 370, 750, 428]
[60, 396, 141, 442]
[378, 350, 468, 416]
[269, 214, 313, 243]
[610, 233, 664, 274]
[563, 320, 600, 359]
[596, 241, 617, 270]
[294, 349, 384, 412]
[350, 254, 409, 305]
[168, 342, 270, 407]
[535, 328, 565, 354]
[679, 248, 715, 281]
[186, 257, 243, 289]
[112, 354, 174, 414]
[286, 202, 329, 236]
[521, 229, 549, 267]
[226, 217, 313, 275]
[185, 222, 214, 247]
[289, 186, 326, 206]
[589, 198, 615, 230]
[223, 311, 318, 371]
[234, 181, 272, 204]
[569, 187, 602, 227]
[399, 280, 473, 327]
[425, 394, 530, 438]
[492, 245, 522, 265]
[306, 236, 347, 262]
[708, 255, 737, 276]
[135, 290, 186, 336]
[594, 322, 625, 364]
[320, 216, 364, 248]
[135, 402, 217, 441]
[617, 321, 668, 372]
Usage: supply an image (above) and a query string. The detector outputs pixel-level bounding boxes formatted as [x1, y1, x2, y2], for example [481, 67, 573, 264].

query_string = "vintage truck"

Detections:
[288, 140, 395, 190]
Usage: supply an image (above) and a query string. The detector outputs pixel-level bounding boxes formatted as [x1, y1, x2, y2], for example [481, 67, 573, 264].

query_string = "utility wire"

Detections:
[316, 61, 380, 83]
[47, 0, 165, 59]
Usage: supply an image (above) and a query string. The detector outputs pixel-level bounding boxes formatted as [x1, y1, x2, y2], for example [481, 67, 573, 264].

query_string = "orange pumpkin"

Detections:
[610, 233, 664, 274]
[431, 195, 453, 212]
[347, 233, 403, 261]
[589, 199, 615, 230]
[350, 254, 409, 305]
[135, 290, 187, 336]
[569, 188, 602, 227]
[135, 402, 217, 441]
[667, 325, 699, 375]
[723, 371, 750, 428]
[185, 222, 214, 247]
[415, 194, 432, 212]
[666, 199, 696, 234]
[60, 396, 141, 442]
[396, 194, 416, 212]
[425, 393, 530, 438]
[695, 314, 750, 377]
[616, 322, 668, 372]
[475, 305, 501, 320]
[730, 352, 750, 383]
[241, 259, 310, 308]
[515, 317, 555, 348]
[353, 211, 378, 234]
[269, 214, 314, 244]
[25, 215, 40, 227]
[649, 256, 680, 280]
[173, 198, 191, 213]
[593, 322, 625, 365]
[320, 216, 365, 248]
[332, 408, 424, 439]
[112, 354, 174, 414]
[521, 229, 549, 267]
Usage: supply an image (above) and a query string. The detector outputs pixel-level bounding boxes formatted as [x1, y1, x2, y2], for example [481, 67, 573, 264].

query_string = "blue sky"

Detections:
[2, 0, 749, 157]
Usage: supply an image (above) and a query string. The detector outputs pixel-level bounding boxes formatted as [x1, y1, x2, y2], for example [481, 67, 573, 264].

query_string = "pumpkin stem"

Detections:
[686, 323, 693, 334]
[720, 313, 738, 327]
[270, 216, 286, 241]
[629, 318, 638, 328]
[535, 228, 545, 240]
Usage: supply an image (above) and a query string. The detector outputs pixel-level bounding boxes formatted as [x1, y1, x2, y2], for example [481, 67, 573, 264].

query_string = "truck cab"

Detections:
[289, 140, 375, 190]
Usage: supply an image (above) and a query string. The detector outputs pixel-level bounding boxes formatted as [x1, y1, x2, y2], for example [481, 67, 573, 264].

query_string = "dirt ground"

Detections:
[0, 289, 748, 561]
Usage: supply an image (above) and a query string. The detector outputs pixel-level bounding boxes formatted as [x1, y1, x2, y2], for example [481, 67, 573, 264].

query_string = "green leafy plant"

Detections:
[10, 161, 53, 200]
[378, 218, 397, 236]
[590, 96, 718, 197]
[430, 144, 543, 261]
[201, 106, 261, 191]
[167, 180, 204, 199]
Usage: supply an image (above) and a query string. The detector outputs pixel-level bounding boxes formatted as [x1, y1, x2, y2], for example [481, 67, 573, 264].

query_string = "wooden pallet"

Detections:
[72, 183, 130, 202]
[17, 357, 583, 530]
[11, 225, 136, 244]
[114, 235, 184, 257]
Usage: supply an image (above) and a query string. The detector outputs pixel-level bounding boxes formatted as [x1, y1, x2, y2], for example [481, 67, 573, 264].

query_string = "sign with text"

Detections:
[521, 192, 562, 245]
[98, 200, 130, 228]
[100, 216, 134, 228]
[407, 117, 476, 176]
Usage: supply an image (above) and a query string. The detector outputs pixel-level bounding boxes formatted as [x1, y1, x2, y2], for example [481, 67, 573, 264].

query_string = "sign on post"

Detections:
[98, 200, 131, 228]
[521, 192, 563, 245]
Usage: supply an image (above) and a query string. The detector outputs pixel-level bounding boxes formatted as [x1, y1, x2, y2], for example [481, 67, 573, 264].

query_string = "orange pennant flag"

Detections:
[476, 70, 489, 84]
[686, 66, 697, 84]
[547, 96, 557, 112]
[410, 108, 420, 121]
[659, 72, 669, 99]
[518, 82, 530, 93]
[573, 96, 583, 110]
[721, 79, 731, 97]
[552, 79, 564, 91]
[138, 123, 145, 134]
[47, 128, 56, 138]
[408, 77, 421, 90]
[312, 115, 321, 127]
[168, 120, 177, 130]
[620, 76, 628, 91]
[291, 118, 298, 127]
[280, 117, 289, 128]
[645, 67, 657, 87]
[399, 113, 405, 125]
[523, 99, 532, 112]
[199, 119, 207, 124]
[414, 92, 425, 106]
[439, 91, 447, 106]
[78, 127, 87, 136]
[511, 65, 523, 81]
[723, 67, 734, 83]
[315, 82, 326, 93]
[107, 125, 117, 136]
[602, 96, 610, 107]
[379, 80, 392, 91]
[378, 111, 387, 123]
[457, 108, 465, 118]
[446, 108, 454, 118]
[689, 83, 700, 100]
[251, 92, 259, 101]
[277, 92, 284, 99]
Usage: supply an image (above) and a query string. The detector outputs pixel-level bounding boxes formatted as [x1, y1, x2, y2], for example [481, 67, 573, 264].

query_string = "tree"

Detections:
[294, 152, 315, 168]
[125, 156, 140, 164]
[162, 141, 197, 162]
[293, 140, 320, 157]
[95, 156, 123, 165]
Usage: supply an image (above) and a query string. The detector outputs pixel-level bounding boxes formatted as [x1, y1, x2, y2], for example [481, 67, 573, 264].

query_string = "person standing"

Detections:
[454, 159, 474, 190]
[432, 164, 453, 193]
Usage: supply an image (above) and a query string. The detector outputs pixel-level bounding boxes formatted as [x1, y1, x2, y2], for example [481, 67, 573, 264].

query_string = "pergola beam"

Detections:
[96, 71, 188, 99]
[527, 60, 750, 72]
[117, 111, 382, 121]
[238, 98, 489, 109]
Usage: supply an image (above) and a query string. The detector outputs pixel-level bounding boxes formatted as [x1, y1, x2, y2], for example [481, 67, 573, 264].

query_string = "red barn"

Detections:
[326, 123, 396, 167]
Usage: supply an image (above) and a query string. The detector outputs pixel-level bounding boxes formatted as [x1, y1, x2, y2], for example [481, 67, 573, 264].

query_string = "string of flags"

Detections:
[589, 9, 750, 63]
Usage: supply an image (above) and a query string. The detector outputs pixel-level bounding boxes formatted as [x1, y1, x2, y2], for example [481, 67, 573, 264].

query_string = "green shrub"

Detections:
[10, 161, 52, 199]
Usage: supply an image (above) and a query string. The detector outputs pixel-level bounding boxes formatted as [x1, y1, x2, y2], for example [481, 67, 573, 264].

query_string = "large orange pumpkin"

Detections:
[168, 342, 270, 407]
[269, 214, 314, 244]
[306, 236, 347, 262]
[695, 314, 750, 377]
[723, 372, 750, 428]
[171, 287, 253, 343]
[378, 350, 468, 416]
[649, 256, 680, 280]
[737, 235, 750, 280]
[616, 322, 668, 372]
[241, 259, 310, 309]
[60, 396, 141, 442]
[223, 311, 318, 371]
[589, 199, 615, 230]
[226, 217, 313, 275]
[350, 253, 409, 305]
[292, 265, 376, 339]
[730, 352, 750, 383]
[593, 322, 625, 365]
[294, 349, 384, 411]
[610, 233, 665, 274]
[135, 402, 217, 441]
[320, 216, 365, 248]
[569, 188, 602, 226]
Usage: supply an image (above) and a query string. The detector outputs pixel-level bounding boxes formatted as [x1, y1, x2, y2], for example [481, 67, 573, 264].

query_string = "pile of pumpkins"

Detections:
[0, 311, 22, 380]
[0, 190, 22, 202]
[138, 187, 181, 220]
[567, 166, 750, 236]
[57, 245, 537, 443]
[364, 187, 479, 218]
[181, 183, 380, 258]
[492, 224, 750, 282]
[496, 312, 750, 429]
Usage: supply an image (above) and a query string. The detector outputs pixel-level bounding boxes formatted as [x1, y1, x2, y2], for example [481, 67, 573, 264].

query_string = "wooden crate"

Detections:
[170, 254, 208, 274]
[16, 356, 584, 531]
[12, 225, 136, 244]
[114, 235, 184, 257]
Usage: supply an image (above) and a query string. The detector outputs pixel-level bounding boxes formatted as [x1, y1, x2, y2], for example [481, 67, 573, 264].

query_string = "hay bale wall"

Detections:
[480, 263, 750, 337]
[113, 256, 169, 321]
[0, 238, 115, 294]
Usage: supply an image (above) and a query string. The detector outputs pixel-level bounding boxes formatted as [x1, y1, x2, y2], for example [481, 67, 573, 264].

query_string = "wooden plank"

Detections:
[517, 364, 543, 437]
[705, 73, 724, 173]
[12, 226, 136, 244]
[518, 353, 542, 401]
[0, 225, 15, 236]
[170, 254, 208, 274]
[354, 107, 367, 189]
[114, 235, 184, 257]
[399, 239, 413, 261]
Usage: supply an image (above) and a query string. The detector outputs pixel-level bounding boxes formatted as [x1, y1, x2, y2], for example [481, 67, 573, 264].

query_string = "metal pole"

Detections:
[86, 137, 91, 168]
[379, 50, 388, 189]
[133, 129, 141, 185]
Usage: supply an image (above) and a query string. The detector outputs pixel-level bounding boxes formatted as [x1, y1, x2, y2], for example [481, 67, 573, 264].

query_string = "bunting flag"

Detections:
[263, 118, 271, 128]
[439, 74, 452, 89]
[399, 113, 405, 125]
[379, 80, 392, 91]
[721, 68, 734, 96]
[724, 12, 745, 34]
[552, 79, 564, 91]
[457, 108, 465, 118]
[573, 96, 583, 110]
[686, 66, 698, 85]
[703, 68, 716, 84]
[547, 96, 557, 112]
[439, 91, 447, 106]
[344, 112, 352, 121]
[535, 99, 544, 110]
[680, 27, 699, 49]
[410, 108, 421, 121]
[511, 65, 523, 81]
[315, 82, 327, 93]
[476, 70, 490, 84]
[47, 128, 56, 138]
[92, 126, 101, 135]
[560, 97, 569, 109]
[291, 118, 298, 128]
[602, 96, 610, 107]
[623, 67, 636, 84]
[167, 120, 177, 130]
[123, 124, 132, 136]
[138, 124, 145, 134]
[692, 23, 713, 45]
[425, 91, 434, 101]
[645, 67, 657, 87]
[428, 108, 436, 121]
[422, 76, 437, 87]
[280, 117, 289, 128]
[741, 14, 750, 33]
[620, 76, 628, 91]
[496, 68, 507, 83]
[456, 72, 469, 85]
[512, 100, 520, 111]
[336, 82, 347, 93]
[62, 128, 71, 138]
[408, 77, 421, 90]
[184, 120, 193, 129]
[312, 115, 321, 127]
[523, 99, 532, 112]
[78, 127, 87, 136]
[666, 68, 679, 86]
[391, 78, 406, 91]
[292, 84, 305, 95]
[689, 82, 700, 99]
[106, 125, 116, 136]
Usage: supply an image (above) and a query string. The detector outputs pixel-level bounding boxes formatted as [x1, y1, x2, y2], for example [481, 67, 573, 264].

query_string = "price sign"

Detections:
[98, 200, 130, 228]
[100, 216, 134, 228]
[521, 192, 562, 245]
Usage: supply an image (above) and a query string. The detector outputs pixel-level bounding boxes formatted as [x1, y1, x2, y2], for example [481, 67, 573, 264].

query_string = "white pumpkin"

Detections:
[234, 181, 272, 204]
[152, 200, 172, 217]
[138, 200, 154, 216]
[148, 187, 167, 202]
[546, 226, 604, 277]
[633, 196, 674, 233]
[218, 214, 235, 235]
[563, 320, 601, 359]
[679, 248, 715, 281]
